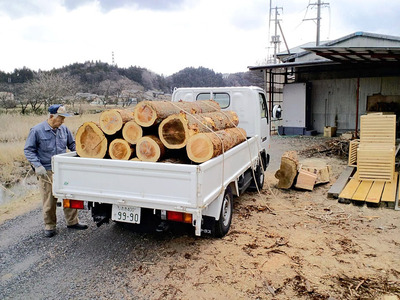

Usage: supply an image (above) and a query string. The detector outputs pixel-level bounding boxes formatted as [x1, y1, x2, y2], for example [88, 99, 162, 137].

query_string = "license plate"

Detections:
[111, 204, 141, 224]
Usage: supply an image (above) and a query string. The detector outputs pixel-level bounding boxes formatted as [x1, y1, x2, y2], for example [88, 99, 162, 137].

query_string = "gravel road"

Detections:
[0, 135, 341, 299]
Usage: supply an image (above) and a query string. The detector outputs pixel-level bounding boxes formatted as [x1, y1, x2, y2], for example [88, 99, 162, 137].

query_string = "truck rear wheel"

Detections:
[249, 163, 265, 192]
[214, 187, 233, 238]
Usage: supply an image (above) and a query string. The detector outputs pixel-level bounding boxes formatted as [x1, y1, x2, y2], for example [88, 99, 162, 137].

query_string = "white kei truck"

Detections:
[52, 86, 272, 237]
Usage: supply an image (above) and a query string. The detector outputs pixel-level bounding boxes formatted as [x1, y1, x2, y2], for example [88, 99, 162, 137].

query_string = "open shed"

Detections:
[249, 32, 400, 136]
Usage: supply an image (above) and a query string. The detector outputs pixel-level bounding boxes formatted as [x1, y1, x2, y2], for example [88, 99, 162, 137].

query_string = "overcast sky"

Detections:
[0, 0, 399, 76]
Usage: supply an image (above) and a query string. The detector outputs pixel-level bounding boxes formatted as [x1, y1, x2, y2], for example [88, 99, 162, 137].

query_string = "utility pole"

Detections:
[270, 6, 283, 64]
[304, 0, 329, 46]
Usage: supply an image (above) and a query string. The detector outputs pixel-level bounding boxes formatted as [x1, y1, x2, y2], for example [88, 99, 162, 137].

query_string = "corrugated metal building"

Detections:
[249, 32, 400, 136]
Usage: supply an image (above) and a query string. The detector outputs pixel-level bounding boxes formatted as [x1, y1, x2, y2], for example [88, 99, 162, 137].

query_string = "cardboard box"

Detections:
[324, 126, 337, 137]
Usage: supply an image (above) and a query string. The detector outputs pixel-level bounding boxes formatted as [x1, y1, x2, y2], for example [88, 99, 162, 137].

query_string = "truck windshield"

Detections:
[196, 93, 230, 109]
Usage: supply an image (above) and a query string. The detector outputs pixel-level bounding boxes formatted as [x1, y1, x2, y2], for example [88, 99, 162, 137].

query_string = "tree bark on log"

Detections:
[99, 109, 134, 135]
[108, 138, 135, 160]
[274, 151, 299, 189]
[158, 111, 239, 149]
[186, 128, 247, 163]
[133, 100, 220, 127]
[136, 135, 166, 162]
[75, 122, 108, 158]
[122, 120, 143, 145]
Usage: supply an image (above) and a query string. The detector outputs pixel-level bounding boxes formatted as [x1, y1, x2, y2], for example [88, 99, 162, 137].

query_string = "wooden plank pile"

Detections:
[274, 151, 332, 191]
[75, 100, 247, 163]
[338, 114, 398, 206]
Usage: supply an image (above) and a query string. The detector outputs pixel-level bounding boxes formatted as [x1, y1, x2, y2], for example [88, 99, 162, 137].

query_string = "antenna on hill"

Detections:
[303, 0, 330, 46]
[112, 51, 115, 65]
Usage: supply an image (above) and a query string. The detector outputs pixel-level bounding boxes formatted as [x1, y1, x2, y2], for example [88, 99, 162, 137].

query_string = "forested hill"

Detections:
[0, 61, 264, 93]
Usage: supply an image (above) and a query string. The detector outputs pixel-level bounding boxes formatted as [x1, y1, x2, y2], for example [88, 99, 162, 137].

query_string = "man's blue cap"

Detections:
[48, 104, 71, 117]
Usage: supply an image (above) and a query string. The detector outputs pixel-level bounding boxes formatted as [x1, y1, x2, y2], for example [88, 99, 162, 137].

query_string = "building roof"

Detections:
[303, 46, 400, 63]
[249, 32, 400, 70]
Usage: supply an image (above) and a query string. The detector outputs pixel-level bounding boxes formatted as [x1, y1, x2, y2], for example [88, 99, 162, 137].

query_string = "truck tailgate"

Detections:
[52, 154, 199, 210]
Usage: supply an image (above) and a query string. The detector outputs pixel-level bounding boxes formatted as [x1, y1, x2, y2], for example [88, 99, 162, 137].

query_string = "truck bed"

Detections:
[52, 137, 260, 213]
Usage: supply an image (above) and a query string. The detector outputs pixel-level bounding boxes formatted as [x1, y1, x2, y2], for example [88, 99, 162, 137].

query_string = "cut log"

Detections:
[274, 151, 299, 189]
[136, 135, 166, 162]
[122, 120, 143, 144]
[75, 122, 108, 158]
[295, 169, 317, 191]
[158, 111, 239, 149]
[299, 158, 332, 184]
[186, 128, 247, 163]
[133, 100, 220, 127]
[108, 138, 135, 160]
[99, 109, 134, 135]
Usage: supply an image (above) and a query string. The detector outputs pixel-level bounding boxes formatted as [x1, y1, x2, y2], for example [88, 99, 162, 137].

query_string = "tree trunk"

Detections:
[186, 128, 247, 163]
[75, 122, 108, 158]
[99, 109, 134, 135]
[158, 111, 239, 149]
[122, 120, 143, 145]
[133, 100, 220, 127]
[108, 138, 135, 160]
[136, 135, 166, 162]
[274, 151, 299, 189]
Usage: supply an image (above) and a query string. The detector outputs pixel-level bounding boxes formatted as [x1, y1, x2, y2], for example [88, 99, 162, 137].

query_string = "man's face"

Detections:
[49, 115, 65, 128]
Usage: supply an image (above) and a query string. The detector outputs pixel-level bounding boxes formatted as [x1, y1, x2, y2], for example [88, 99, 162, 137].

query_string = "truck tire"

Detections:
[249, 163, 265, 192]
[214, 187, 233, 238]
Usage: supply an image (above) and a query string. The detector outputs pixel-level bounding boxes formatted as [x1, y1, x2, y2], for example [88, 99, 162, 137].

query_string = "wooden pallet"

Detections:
[339, 171, 398, 206]
[360, 114, 396, 144]
[348, 139, 359, 167]
[357, 144, 395, 182]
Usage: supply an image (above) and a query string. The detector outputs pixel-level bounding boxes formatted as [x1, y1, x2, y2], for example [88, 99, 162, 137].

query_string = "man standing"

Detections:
[24, 104, 88, 237]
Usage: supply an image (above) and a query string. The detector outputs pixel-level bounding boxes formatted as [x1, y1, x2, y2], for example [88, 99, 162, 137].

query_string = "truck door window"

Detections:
[259, 93, 268, 122]
[196, 93, 230, 109]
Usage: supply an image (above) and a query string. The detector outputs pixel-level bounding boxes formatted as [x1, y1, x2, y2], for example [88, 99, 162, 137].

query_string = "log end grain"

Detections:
[99, 109, 125, 135]
[133, 101, 157, 127]
[136, 135, 165, 162]
[76, 122, 108, 158]
[186, 133, 213, 163]
[109, 138, 134, 160]
[122, 120, 143, 144]
[158, 114, 188, 149]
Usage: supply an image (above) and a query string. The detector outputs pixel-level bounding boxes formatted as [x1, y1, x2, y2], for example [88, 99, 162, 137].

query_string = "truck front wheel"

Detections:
[214, 187, 233, 238]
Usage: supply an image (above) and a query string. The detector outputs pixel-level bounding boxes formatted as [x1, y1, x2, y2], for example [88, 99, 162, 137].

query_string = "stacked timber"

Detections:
[75, 100, 247, 163]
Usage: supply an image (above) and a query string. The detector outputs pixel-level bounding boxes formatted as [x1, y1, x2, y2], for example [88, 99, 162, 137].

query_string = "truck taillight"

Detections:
[63, 199, 84, 209]
[167, 211, 192, 224]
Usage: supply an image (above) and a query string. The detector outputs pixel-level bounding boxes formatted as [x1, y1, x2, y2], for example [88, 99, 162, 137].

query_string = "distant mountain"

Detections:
[0, 62, 264, 93]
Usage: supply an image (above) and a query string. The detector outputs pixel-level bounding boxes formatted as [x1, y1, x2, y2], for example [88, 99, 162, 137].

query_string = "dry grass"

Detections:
[0, 112, 102, 185]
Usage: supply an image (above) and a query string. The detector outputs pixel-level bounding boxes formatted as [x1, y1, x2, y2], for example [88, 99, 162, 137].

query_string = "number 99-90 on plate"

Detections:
[111, 204, 141, 224]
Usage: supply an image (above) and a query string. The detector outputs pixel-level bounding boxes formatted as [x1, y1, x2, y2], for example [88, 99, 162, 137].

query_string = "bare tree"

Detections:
[25, 72, 81, 114]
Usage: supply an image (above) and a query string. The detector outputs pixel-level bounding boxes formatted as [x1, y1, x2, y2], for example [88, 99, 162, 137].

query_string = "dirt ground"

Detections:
[1, 136, 400, 299]
[122, 137, 400, 300]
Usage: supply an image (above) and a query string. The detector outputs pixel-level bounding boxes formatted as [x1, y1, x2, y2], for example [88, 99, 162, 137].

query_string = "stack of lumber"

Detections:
[75, 100, 247, 163]
[337, 114, 398, 206]
[357, 114, 396, 182]
[274, 151, 331, 191]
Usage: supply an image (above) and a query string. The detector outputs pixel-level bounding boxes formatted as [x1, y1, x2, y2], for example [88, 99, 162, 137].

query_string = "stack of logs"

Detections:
[75, 100, 247, 163]
[274, 151, 332, 191]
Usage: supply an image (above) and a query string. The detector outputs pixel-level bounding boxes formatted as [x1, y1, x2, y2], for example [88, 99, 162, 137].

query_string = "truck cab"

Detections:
[172, 86, 270, 178]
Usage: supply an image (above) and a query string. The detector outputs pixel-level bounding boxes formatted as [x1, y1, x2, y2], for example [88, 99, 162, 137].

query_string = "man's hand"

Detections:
[35, 165, 47, 176]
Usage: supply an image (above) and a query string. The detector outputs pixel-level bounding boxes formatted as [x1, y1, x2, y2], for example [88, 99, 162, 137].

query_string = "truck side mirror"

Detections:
[272, 105, 282, 119]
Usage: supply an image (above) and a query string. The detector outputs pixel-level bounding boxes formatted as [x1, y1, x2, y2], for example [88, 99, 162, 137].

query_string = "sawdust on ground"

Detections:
[125, 155, 400, 300]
